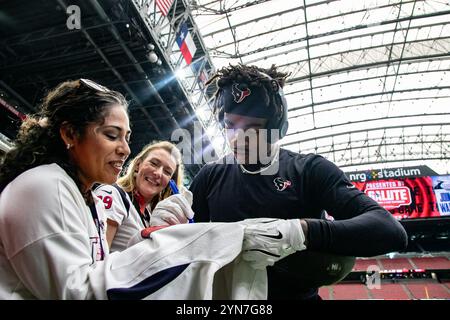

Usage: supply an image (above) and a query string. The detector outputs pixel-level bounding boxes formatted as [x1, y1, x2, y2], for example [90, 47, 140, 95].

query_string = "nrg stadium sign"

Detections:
[345, 166, 438, 182]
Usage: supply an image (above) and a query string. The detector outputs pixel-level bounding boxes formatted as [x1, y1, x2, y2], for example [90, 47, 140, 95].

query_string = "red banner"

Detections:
[353, 176, 443, 220]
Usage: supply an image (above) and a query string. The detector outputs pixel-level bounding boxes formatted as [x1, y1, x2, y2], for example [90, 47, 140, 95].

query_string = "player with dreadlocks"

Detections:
[190, 64, 408, 300]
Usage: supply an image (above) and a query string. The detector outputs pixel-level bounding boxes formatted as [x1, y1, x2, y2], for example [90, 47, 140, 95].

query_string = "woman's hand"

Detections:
[150, 194, 195, 226]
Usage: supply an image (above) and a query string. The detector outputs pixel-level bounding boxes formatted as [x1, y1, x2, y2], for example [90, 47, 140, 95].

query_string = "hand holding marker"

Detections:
[169, 179, 194, 223]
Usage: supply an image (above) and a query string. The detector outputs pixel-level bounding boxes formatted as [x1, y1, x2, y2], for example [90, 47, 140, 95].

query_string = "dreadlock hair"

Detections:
[0, 79, 128, 204]
[205, 64, 289, 121]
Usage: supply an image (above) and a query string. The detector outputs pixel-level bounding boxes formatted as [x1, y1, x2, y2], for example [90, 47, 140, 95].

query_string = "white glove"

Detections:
[179, 185, 193, 206]
[150, 194, 195, 226]
[241, 218, 307, 270]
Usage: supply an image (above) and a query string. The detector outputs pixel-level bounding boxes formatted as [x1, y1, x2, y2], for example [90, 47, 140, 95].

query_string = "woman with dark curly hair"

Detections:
[0, 79, 132, 298]
[0, 79, 130, 195]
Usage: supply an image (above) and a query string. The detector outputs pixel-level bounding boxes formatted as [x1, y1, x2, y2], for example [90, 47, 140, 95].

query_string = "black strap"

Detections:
[88, 201, 105, 260]
[111, 184, 131, 215]
[129, 194, 151, 228]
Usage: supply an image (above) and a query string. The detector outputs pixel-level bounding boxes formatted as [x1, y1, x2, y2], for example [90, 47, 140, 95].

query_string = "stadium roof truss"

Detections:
[190, 0, 450, 173]
[0, 0, 222, 179]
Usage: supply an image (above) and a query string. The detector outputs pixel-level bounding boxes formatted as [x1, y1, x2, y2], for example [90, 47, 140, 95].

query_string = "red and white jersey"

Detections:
[0, 164, 266, 299]
[94, 184, 147, 252]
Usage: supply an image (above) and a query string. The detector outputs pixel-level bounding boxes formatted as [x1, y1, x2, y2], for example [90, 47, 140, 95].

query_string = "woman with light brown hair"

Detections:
[94, 141, 194, 252]
[0, 78, 133, 298]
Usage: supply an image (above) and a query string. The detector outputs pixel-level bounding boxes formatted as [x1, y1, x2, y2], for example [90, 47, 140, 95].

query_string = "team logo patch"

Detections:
[232, 83, 251, 103]
[273, 177, 292, 191]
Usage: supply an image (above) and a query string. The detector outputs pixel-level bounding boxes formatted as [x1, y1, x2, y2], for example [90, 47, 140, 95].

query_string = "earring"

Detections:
[66, 143, 72, 149]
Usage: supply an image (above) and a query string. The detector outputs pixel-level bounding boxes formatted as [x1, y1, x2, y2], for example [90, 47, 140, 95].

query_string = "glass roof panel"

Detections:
[192, 0, 450, 173]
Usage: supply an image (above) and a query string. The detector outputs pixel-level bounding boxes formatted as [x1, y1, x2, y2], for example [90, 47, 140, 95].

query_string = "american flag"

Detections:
[156, 0, 174, 16]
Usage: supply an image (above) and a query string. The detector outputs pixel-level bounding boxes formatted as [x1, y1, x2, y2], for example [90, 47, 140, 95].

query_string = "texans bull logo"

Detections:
[273, 177, 292, 191]
[232, 83, 251, 103]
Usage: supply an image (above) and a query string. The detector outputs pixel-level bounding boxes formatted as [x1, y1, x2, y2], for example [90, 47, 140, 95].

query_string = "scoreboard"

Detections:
[346, 166, 450, 220]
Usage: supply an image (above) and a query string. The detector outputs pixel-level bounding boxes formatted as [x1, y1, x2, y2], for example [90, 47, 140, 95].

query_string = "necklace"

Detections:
[239, 146, 280, 175]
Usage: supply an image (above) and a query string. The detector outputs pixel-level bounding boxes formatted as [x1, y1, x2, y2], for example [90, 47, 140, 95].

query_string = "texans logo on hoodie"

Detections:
[232, 84, 251, 103]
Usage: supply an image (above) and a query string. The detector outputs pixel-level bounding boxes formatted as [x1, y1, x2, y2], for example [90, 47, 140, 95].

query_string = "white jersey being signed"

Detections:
[0, 164, 266, 299]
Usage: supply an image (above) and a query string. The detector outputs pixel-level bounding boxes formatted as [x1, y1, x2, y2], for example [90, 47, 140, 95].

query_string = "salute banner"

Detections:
[346, 166, 450, 219]
[351, 175, 450, 220]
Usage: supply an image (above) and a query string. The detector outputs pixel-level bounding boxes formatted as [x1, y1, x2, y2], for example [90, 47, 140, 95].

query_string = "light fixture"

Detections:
[147, 51, 158, 63]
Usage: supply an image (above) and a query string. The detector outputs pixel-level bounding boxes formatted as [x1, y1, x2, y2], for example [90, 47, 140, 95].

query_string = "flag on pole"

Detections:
[156, 0, 174, 16]
[176, 22, 197, 65]
[190, 58, 208, 88]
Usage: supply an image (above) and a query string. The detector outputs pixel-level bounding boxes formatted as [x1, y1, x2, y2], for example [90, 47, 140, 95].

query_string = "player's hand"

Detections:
[241, 218, 307, 270]
[150, 194, 195, 226]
